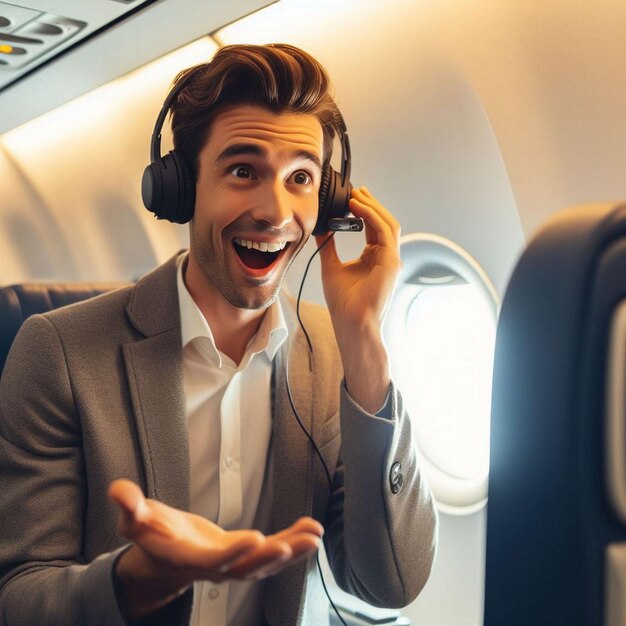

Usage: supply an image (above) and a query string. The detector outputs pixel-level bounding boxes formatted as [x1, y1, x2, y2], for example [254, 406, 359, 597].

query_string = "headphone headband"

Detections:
[338, 116, 351, 187]
[149, 71, 198, 166]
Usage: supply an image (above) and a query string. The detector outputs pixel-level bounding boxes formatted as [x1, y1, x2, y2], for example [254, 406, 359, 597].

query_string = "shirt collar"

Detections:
[176, 253, 288, 367]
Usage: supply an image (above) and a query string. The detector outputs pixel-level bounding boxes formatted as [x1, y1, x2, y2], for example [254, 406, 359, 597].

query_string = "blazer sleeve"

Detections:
[0, 314, 128, 626]
[323, 380, 438, 608]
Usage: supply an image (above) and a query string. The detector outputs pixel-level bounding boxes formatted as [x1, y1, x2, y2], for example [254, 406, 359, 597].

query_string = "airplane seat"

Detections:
[484, 203, 626, 626]
[0, 282, 126, 377]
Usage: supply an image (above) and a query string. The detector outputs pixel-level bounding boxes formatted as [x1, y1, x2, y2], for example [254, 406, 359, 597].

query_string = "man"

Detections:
[0, 44, 436, 625]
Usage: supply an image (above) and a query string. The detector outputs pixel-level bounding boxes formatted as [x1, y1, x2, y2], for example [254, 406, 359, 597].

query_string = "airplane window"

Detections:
[384, 233, 499, 515]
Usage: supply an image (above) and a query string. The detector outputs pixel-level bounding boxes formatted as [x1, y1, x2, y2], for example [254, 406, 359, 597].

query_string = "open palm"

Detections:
[108, 478, 323, 585]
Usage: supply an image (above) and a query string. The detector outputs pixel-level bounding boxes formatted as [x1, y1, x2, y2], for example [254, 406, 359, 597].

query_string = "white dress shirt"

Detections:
[176, 255, 288, 626]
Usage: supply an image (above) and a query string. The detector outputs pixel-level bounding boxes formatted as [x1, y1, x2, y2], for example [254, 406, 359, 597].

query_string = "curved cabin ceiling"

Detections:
[0, 0, 275, 134]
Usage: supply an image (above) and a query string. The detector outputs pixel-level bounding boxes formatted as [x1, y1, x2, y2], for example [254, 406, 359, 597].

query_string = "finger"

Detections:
[348, 195, 396, 250]
[293, 516, 324, 537]
[355, 187, 401, 237]
[222, 541, 293, 579]
[280, 533, 322, 559]
[249, 535, 321, 579]
[349, 189, 400, 247]
[270, 517, 324, 541]
[207, 532, 266, 573]
[139, 522, 264, 570]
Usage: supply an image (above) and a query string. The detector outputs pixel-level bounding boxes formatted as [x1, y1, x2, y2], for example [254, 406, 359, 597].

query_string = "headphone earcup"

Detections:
[141, 150, 195, 224]
[314, 166, 352, 236]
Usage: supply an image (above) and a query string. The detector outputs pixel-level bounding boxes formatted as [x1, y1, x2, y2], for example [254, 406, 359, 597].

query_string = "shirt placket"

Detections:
[218, 371, 243, 528]
[194, 580, 229, 626]
[195, 371, 243, 626]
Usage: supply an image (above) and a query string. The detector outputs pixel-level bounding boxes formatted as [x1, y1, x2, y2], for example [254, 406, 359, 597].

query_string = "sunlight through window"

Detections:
[404, 285, 495, 481]
[385, 234, 499, 514]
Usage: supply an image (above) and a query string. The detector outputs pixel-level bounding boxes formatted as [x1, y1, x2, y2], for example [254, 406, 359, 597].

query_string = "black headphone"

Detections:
[141, 71, 352, 235]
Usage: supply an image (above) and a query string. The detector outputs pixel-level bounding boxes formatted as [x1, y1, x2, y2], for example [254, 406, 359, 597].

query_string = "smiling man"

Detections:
[0, 44, 437, 626]
[187, 106, 322, 345]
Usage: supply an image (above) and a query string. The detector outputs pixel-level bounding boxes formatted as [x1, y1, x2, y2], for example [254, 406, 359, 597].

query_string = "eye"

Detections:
[230, 165, 254, 179]
[292, 170, 312, 185]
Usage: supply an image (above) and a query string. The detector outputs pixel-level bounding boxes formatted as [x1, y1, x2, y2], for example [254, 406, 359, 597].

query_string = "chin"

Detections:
[222, 285, 281, 311]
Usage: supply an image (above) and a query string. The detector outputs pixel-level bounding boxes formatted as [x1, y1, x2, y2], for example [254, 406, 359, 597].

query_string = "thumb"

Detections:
[314, 233, 340, 274]
[108, 478, 149, 536]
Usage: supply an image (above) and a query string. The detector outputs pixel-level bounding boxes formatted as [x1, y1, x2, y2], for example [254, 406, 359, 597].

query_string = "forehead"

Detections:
[204, 105, 324, 161]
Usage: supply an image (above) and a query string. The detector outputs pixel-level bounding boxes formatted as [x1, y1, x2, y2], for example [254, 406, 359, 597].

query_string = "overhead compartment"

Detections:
[0, 1, 166, 92]
[0, 0, 275, 133]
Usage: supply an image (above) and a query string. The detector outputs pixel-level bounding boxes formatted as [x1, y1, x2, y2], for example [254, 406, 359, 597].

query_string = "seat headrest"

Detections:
[0, 282, 125, 376]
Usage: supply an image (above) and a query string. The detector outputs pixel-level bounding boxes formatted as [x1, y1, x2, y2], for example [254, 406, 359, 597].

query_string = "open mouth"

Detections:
[233, 239, 290, 270]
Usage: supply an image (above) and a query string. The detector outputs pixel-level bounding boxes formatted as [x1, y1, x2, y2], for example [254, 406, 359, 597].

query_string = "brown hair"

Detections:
[170, 43, 341, 179]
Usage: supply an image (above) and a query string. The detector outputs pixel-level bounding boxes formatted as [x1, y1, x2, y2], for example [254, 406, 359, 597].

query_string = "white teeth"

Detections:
[234, 238, 287, 253]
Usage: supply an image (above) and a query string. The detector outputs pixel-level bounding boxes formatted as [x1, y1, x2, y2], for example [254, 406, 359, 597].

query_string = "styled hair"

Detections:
[170, 43, 340, 179]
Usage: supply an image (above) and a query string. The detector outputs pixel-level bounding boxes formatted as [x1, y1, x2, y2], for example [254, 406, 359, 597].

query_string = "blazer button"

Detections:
[390, 461, 403, 494]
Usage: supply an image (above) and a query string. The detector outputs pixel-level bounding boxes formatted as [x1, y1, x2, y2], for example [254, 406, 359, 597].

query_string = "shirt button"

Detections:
[390, 461, 404, 494]
[208, 588, 219, 600]
[225, 457, 233, 468]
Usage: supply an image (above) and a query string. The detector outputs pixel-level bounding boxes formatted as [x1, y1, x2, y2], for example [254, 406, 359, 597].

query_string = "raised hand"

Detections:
[316, 186, 401, 330]
[108, 479, 323, 619]
[315, 186, 401, 412]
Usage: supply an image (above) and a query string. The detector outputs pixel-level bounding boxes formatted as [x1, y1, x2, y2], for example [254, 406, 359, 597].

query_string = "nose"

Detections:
[250, 179, 294, 230]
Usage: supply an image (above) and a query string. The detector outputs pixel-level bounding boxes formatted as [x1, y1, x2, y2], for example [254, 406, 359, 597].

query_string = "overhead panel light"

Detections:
[0, 0, 155, 92]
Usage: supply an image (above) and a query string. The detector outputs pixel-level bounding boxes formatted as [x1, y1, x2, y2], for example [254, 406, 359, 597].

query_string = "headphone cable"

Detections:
[286, 232, 349, 626]
[296, 233, 334, 371]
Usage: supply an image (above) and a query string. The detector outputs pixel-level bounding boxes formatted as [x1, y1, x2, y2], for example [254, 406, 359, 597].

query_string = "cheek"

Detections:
[189, 208, 223, 253]
[297, 198, 320, 235]
[192, 192, 230, 236]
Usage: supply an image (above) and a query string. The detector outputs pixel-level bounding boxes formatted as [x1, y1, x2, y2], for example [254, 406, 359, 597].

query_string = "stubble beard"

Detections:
[191, 228, 293, 311]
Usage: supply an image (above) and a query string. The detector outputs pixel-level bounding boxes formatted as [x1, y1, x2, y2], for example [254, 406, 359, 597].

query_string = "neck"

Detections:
[184, 255, 265, 365]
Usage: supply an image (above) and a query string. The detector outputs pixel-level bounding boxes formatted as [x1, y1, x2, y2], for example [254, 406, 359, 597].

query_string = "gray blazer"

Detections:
[0, 254, 436, 626]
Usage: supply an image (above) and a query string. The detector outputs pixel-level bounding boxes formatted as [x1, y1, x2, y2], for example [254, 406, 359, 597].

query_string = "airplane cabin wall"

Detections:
[0, 145, 74, 281]
[0, 39, 222, 283]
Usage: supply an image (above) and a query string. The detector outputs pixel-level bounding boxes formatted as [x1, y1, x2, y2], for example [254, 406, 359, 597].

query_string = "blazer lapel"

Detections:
[122, 254, 190, 511]
[265, 296, 316, 625]
[271, 333, 315, 529]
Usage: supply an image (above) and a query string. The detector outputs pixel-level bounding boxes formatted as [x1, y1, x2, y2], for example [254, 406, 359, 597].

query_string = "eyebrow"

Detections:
[294, 149, 323, 173]
[216, 143, 322, 172]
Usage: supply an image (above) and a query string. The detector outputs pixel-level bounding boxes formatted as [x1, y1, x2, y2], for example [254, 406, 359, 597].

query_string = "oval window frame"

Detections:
[384, 233, 500, 515]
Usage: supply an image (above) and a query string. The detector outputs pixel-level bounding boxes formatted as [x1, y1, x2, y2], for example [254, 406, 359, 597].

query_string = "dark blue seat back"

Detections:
[484, 203, 626, 625]
[0, 282, 125, 376]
